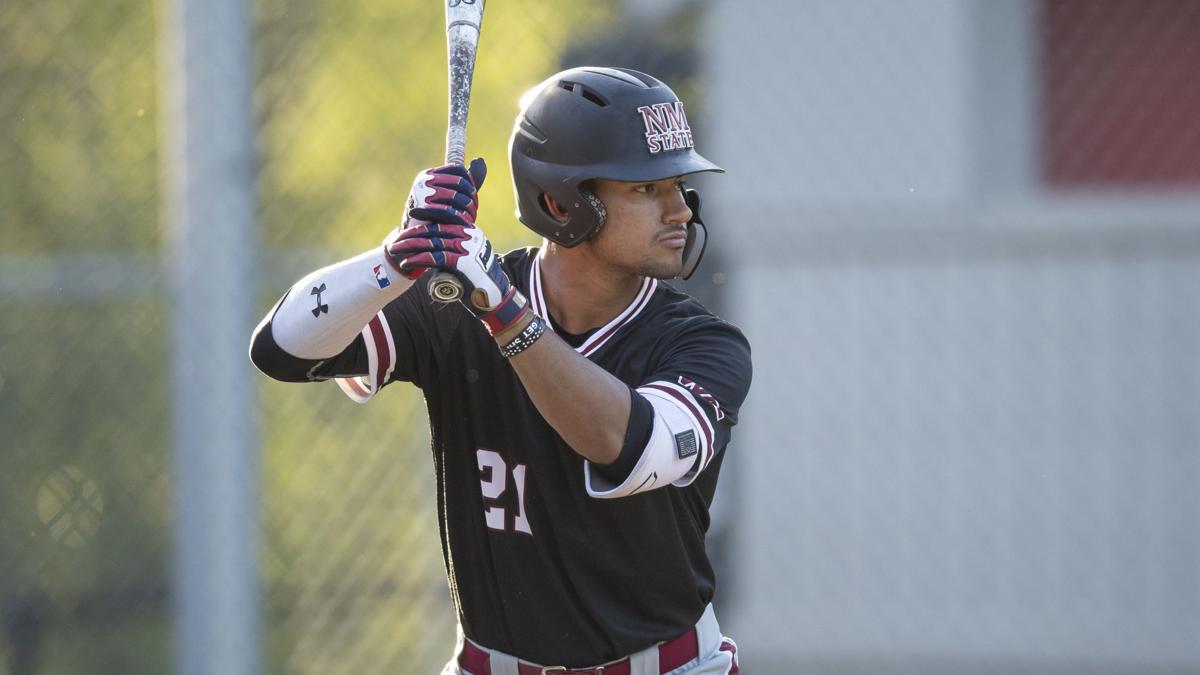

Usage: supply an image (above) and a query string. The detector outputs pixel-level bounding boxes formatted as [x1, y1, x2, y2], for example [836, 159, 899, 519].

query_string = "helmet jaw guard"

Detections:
[679, 188, 707, 281]
[509, 67, 723, 261]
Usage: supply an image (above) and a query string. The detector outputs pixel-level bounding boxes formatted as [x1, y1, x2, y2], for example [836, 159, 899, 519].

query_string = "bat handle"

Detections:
[445, 127, 467, 167]
[427, 116, 470, 303]
[427, 125, 468, 303]
[427, 271, 464, 302]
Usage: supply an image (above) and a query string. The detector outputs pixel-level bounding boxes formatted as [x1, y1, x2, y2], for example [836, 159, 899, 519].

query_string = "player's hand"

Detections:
[385, 222, 530, 337]
[402, 157, 487, 228]
[383, 157, 487, 280]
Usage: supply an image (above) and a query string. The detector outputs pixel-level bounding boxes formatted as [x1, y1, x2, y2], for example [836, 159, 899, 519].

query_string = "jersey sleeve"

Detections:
[584, 316, 752, 497]
[335, 274, 468, 402]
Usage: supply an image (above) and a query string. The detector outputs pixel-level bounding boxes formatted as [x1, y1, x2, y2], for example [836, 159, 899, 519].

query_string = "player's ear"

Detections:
[542, 193, 570, 223]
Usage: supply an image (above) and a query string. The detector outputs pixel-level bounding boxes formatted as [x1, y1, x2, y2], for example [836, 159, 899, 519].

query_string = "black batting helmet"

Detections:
[508, 67, 723, 259]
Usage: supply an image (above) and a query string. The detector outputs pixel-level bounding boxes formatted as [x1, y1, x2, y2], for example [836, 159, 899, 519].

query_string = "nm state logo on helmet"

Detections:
[637, 101, 695, 154]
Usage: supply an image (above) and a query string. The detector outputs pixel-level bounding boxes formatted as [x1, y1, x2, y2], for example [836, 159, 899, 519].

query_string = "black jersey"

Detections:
[286, 247, 751, 666]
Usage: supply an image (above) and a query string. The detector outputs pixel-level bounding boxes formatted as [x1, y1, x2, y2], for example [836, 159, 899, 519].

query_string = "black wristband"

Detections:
[498, 314, 546, 358]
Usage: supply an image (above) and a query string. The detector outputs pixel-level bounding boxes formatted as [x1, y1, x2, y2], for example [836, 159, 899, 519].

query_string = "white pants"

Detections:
[443, 604, 740, 675]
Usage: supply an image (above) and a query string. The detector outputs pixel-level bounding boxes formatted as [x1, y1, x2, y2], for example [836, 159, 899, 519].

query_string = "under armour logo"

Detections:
[311, 283, 329, 317]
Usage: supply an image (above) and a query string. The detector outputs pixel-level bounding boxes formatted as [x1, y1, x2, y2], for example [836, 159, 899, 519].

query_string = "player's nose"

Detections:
[663, 187, 692, 225]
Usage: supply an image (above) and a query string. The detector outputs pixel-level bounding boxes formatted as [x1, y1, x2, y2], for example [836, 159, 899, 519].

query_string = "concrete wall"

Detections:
[704, 1, 1200, 672]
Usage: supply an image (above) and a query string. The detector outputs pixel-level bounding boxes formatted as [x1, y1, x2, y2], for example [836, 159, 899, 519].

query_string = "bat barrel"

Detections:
[444, 19, 481, 167]
[428, 0, 484, 305]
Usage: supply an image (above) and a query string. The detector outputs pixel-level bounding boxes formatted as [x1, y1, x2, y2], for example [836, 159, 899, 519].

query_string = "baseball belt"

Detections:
[458, 626, 700, 675]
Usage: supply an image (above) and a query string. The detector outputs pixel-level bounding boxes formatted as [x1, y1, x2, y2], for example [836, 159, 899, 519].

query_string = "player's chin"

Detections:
[642, 252, 684, 280]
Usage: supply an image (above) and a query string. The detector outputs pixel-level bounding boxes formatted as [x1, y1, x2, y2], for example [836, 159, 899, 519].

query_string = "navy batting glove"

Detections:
[384, 157, 489, 280]
[386, 223, 529, 335]
[405, 157, 487, 227]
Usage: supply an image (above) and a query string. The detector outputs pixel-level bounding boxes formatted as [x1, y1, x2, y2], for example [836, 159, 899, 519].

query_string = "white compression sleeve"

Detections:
[271, 248, 413, 359]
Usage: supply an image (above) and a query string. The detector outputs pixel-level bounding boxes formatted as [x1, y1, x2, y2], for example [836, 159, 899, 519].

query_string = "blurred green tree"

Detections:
[0, 0, 159, 253]
[0, 0, 614, 671]
[255, 1, 619, 673]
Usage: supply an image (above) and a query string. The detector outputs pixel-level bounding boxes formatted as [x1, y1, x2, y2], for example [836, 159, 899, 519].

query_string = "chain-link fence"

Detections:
[2, 1, 708, 673]
[6, 0, 1199, 673]
[707, 0, 1200, 672]
[2, 0, 168, 672]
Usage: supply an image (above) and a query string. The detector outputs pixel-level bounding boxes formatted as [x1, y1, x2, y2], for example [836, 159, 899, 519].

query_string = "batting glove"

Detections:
[405, 157, 487, 228]
[389, 223, 529, 335]
[384, 157, 486, 280]
[385, 158, 530, 336]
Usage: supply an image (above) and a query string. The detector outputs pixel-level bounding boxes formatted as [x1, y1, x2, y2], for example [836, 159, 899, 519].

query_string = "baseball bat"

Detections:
[426, 0, 486, 304]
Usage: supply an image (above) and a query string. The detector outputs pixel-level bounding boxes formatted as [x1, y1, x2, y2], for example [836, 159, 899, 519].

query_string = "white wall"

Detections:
[704, 1, 1200, 672]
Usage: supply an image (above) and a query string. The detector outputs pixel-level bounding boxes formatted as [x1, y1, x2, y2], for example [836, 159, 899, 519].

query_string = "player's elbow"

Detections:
[248, 321, 284, 380]
[248, 319, 311, 383]
[589, 433, 626, 466]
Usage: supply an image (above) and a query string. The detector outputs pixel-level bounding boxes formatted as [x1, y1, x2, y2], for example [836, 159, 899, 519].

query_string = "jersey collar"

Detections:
[529, 255, 658, 358]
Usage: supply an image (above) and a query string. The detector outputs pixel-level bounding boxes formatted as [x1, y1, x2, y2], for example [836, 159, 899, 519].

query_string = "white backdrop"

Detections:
[705, 1, 1200, 672]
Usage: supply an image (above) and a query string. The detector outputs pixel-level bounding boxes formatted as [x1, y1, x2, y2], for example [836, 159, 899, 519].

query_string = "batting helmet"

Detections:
[509, 67, 722, 276]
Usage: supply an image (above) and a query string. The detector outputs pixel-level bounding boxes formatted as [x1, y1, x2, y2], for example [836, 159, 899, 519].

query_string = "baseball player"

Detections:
[250, 67, 751, 674]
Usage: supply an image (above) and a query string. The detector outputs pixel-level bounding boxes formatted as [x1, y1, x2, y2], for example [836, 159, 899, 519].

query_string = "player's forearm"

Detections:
[268, 248, 411, 359]
[505, 322, 630, 465]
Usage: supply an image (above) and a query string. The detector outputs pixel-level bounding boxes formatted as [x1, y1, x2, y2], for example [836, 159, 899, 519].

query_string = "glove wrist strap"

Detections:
[479, 286, 530, 336]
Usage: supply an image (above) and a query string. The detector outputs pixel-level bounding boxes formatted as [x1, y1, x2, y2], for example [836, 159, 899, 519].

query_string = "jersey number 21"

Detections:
[477, 449, 532, 536]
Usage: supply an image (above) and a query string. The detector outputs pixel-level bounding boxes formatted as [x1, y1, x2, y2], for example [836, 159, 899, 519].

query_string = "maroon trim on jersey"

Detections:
[528, 256, 659, 359]
[640, 381, 714, 472]
[336, 311, 395, 403]
[341, 376, 369, 399]
[530, 255, 545, 318]
[579, 279, 656, 358]
[367, 314, 391, 391]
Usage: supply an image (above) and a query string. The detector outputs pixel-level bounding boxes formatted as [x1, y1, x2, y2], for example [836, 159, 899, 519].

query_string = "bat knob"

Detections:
[428, 273, 464, 303]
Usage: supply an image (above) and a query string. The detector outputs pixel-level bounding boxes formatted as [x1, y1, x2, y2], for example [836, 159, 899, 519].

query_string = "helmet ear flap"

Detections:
[579, 189, 607, 240]
[679, 188, 707, 280]
[536, 188, 608, 247]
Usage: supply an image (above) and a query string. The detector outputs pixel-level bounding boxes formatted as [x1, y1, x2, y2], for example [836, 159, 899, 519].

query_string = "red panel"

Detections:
[1041, 0, 1200, 186]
